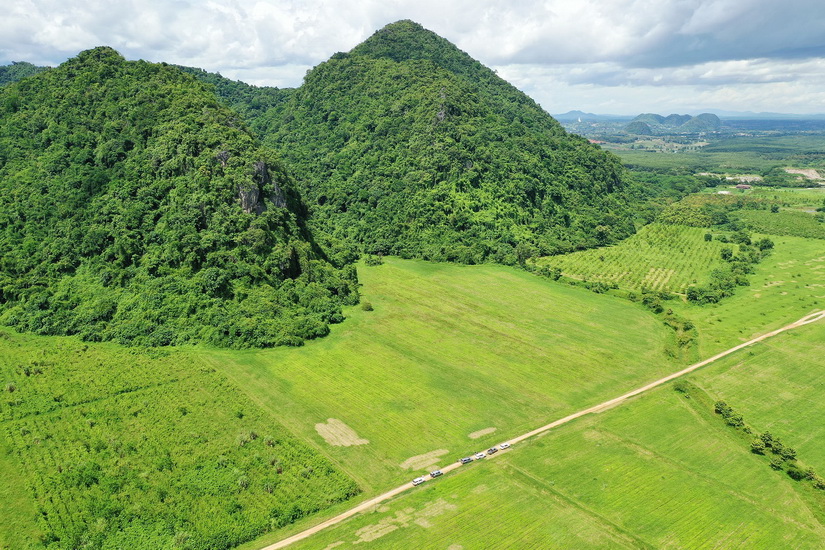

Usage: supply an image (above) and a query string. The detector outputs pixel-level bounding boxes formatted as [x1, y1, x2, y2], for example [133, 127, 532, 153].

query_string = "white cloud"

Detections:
[1, 0, 824, 113]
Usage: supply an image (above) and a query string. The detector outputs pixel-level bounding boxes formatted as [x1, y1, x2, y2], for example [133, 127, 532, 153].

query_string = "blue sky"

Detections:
[3, 0, 825, 115]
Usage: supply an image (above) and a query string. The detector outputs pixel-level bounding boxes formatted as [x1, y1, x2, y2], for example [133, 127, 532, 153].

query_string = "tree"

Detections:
[756, 237, 774, 251]
[751, 439, 766, 455]
[787, 464, 805, 480]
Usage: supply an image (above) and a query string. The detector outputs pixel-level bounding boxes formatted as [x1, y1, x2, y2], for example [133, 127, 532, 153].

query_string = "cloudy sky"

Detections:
[3, 0, 825, 115]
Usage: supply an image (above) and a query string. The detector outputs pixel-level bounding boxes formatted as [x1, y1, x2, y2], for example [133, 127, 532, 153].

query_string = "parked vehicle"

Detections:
[412, 477, 425, 486]
[475, 452, 486, 459]
[487, 447, 498, 454]
[430, 470, 443, 478]
[459, 457, 473, 464]
[499, 442, 511, 449]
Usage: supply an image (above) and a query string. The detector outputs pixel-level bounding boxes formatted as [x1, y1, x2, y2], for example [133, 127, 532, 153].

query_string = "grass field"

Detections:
[533, 223, 728, 294]
[203, 259, 680, 496]
[0, 332, 357, 550]
[610, 134, 825, 173]
[736, 209, 825, 239]
[669, 233, 825, 357]
[287, 369, 825, 549]
[736, 186, 825, 210]
[693, 321, 825, 473]
[2, 209, 822, 549]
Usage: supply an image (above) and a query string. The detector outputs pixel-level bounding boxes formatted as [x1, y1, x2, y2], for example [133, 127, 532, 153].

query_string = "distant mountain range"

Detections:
[552, 110, 633, 122]
[554, 109, 825, 122]
[624, 112, 722, 134]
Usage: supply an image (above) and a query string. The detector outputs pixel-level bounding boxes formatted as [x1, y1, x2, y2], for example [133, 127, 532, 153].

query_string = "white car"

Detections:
[499, 442, 511, 449]
[474, 452, 486, 459]
[412, 477, 425, 486]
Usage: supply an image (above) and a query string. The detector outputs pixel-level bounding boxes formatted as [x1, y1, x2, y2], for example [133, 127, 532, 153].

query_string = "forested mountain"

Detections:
[243, 20, 637, 263]
[175, 65, 294, 133]
[625, 112, 722, 134]
[0, 61, 49, 86]
[0, 47, 357, 347]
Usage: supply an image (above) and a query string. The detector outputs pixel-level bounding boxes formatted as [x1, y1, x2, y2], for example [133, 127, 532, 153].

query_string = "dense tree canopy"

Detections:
[238, 20, 637, 263]
[0, 61, 49, 86]
[0, 47, 357, 347]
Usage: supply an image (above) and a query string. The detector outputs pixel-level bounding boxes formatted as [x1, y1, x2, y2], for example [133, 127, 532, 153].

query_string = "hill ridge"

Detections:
[252, 20, 636, 262]
[0, 47, 357, 347]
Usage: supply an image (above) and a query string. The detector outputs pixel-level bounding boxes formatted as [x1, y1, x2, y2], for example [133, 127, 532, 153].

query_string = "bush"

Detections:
[780, 446, 797, 461]
[751, 439, 766, 454]
[363, 255, 384, 266]
[786, 464, 805, 481]
[360, 301, 374, 311]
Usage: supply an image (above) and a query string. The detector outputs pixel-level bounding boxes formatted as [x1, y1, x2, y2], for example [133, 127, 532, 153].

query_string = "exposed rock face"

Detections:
[238, 161, 287, 214]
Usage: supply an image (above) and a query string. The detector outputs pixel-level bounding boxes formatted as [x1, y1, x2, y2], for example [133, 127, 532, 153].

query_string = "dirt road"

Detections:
[262, 310, 825, 549]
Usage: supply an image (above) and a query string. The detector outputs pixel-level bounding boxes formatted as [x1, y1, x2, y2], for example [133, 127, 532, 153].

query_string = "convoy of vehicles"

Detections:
[412, 443, 513, 485]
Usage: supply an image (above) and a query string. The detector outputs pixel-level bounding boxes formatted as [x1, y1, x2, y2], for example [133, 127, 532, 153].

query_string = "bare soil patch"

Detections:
[785, 168, 822, 180]
[399, 449, 449, 470]
[468, 427, 497, 439]
[315, 419, 369, 447]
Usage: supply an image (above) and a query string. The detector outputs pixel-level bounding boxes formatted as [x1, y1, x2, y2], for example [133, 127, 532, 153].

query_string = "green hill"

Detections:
[0, 61, 49, 86]
[253, 20, 637, 262]
[0, 47, 357, 348]
[626, 112, 722, 134]
[625, 120, 654, 135]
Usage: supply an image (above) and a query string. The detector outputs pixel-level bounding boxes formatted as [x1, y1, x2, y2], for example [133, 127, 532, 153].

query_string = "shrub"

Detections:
[363, 255, 384, 266]
[780, 446, 797, 461]
[714, 401, 731, 415]
[787, 464, 805, 481]
[751, 439, 766, 454]
[361, 301, 374, 311]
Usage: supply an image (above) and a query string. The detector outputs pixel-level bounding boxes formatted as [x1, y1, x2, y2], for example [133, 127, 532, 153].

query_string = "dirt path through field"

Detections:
[261, 310, 825, 549]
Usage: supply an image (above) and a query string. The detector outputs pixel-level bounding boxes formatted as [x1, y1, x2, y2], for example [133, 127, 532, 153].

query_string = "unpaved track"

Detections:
[262, 310, 825, 549]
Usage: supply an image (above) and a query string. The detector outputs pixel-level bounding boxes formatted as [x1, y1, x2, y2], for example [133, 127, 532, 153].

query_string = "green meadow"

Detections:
[611, 134, 825, 173]
[283, 316, 825, 549]
[736, 209, 825, 239]
[670, 233, 825, 357]
[3, 202, 824, 550]
[204, 259, 679, 495]
[694, 321, 825, 472]
[287, 373, 825, 549]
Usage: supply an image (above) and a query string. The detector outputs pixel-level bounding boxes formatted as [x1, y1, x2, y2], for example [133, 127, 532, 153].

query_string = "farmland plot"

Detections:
[0, 332, 358, 550]
[536, 223, 728, 294]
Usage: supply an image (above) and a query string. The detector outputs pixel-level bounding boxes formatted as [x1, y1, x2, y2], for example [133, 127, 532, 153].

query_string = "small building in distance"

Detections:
[735, 184, 752, 190]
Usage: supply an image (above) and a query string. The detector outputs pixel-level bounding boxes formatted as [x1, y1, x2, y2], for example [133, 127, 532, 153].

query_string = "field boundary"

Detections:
[261, 310, 825, 549]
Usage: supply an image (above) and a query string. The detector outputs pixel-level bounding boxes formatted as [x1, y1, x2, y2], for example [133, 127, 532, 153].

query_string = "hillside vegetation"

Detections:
[250, 20, 637, 263]
[0, 61, 49, 86]
[0, 47, 357, 348]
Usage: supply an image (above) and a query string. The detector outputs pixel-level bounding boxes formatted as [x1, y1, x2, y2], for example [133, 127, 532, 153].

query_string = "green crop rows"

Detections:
[0, 334, 358, 549]
[536, 223, 728, 294]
